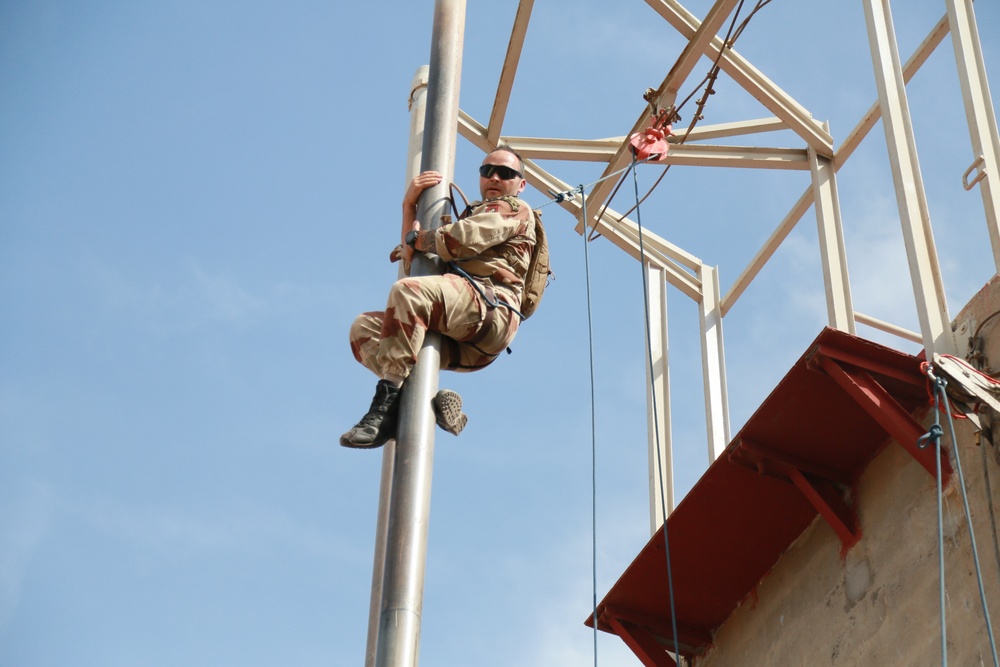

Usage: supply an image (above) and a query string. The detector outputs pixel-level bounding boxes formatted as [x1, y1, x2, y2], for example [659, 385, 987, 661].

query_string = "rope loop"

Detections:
[918, 423, 944, 450]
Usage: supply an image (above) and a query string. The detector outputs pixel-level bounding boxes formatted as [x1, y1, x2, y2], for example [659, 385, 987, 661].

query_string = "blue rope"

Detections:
[918, 387, 948, 667]
[580, 186, 600, 667]
[935, 376, 1000, 666]
[920, 372, 1000, 667]
[629, 154, 681, 664]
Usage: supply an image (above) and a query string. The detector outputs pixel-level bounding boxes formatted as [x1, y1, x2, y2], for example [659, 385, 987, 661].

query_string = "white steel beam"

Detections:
[722, 186, 813, 316]
[501, 133, 806, 169]
[661, 144, 809, 170]
[722, 13, 952, 319]
[459, 109, 706, 299]
[946, 0, 1000, 273]
[499, 118, 788, 163]
[810, 145, 855, 333]
[675, 116, 786, 142]
[500, 136, 622, 162]
[647, 0, 743, 113]
[699, 264, 730, 462]
[587, 212, 704, 301]
[836, 14, 950, 168]
[645, 264, 674, 533]
[854, 312, 923, 345]
[486, 0, 533, 147]
[645, 0, 833, 157]
[863, 0, 956, 356]
[583, 0, 742, 226]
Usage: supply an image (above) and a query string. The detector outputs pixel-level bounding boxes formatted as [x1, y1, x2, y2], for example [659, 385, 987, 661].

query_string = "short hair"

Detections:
[488, 144, 524, 175]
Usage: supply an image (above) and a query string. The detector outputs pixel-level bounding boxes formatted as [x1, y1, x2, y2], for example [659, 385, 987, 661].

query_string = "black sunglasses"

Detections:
[479, 164, 523, 180]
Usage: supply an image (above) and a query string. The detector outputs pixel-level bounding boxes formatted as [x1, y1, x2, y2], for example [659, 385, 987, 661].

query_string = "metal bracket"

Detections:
[731, 439, 860, 550]
[963, 155, 987, 191]
[814, 354, 952, 484]
[605, 615, 678, 667]
[599, 605, 709, 666]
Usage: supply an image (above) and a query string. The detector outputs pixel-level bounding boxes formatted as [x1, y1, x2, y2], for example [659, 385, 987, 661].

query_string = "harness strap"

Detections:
[443, 336, 462, 369]
[449, 261, 526, 321]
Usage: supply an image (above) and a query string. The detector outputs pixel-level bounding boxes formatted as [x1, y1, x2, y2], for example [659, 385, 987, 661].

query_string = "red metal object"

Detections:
[605, 612, 678, 667]
[732, 438, 860, 551]
[629, 115, 673, 162]
[814, 353, 951, 484]
[587, 328, 941, 665]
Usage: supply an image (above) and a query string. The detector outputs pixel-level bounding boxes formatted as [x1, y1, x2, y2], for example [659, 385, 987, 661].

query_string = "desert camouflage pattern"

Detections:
[349, 195, 535, 381]
[433, 195, 536, 303]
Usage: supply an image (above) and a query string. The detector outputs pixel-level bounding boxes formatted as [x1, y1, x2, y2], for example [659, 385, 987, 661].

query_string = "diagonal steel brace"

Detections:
[732, 439, 860, 549]
[605, 614, 678, 667]
[816, 355, 951, 484]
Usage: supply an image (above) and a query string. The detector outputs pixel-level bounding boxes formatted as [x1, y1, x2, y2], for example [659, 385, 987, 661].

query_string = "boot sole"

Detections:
[433, 390, 467, 436]
[339, 434, 392, 449]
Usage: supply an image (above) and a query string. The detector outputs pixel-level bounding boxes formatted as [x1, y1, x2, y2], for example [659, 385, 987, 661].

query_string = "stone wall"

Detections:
[694, 279, 1000, 667]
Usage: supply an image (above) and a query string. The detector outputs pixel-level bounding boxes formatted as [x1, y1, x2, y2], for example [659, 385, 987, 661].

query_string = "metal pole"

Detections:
[863, 0, 956, 356]
[945, 0, 1000, 273]
[365, 65, 429, 667]
[375, 2, 464, 666]
[644, 263, 673, 533]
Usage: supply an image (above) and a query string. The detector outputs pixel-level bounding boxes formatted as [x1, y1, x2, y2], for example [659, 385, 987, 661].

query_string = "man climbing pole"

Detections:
[341, 145, 538, 448]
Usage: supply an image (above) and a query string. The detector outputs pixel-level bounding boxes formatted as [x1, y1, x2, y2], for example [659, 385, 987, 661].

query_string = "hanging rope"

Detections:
[568, 159, 681, 665]
[917, 376, 949, 667]
[580, 185, 601, 667]
[587, 0, 774, 234]
[920, 366, 1000, 667]
[630, 152, 682, 664]
[538, 155, 661, 212]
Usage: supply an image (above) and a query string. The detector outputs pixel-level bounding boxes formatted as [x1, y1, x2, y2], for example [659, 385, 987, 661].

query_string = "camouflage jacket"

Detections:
[425, 195, 537, 305]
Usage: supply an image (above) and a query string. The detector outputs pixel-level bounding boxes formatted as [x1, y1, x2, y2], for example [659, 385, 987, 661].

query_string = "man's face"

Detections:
[479, 150, 527, 200]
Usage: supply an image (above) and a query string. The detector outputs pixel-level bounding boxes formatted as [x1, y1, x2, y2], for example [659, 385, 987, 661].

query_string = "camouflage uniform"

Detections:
[349, 195, 536, 381]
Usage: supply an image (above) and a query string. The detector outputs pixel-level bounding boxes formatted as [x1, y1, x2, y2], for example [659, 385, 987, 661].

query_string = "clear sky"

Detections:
[2, 2, 998, 666]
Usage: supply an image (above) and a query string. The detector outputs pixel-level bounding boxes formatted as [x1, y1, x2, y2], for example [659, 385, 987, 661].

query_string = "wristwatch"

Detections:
[405, 230, 419, 248]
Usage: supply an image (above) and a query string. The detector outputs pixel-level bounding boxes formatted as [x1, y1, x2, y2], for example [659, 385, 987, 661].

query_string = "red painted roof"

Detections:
[588, 328, 932, 660]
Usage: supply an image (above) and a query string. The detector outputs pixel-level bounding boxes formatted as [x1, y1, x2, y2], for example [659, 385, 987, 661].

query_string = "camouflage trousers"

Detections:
[349, 273, 520, 381]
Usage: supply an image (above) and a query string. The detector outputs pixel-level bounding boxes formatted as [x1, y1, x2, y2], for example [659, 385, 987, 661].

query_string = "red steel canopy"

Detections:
[587, 328, 949, 666]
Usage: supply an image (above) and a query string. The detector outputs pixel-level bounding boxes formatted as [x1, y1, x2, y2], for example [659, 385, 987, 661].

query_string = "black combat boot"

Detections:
[340, 380, 402, 448]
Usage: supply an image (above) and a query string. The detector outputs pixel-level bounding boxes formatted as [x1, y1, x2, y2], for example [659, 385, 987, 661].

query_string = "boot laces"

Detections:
[355, 411, 381, 429]
[354, 384, 395, 429]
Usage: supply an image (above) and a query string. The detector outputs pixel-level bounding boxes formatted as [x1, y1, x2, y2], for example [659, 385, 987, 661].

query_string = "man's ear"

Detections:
[517, 178, 527, 194]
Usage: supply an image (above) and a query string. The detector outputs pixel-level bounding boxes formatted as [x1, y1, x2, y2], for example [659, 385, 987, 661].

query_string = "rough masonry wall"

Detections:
[694, 279, 1000, 667]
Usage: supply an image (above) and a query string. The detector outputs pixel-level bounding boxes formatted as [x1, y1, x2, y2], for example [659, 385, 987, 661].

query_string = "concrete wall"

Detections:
[694, 280, 1000, 667]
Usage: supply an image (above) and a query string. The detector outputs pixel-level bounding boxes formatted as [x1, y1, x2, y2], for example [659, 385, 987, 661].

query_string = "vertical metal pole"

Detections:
[863, 0, 957, 356]
[810, 134, 856, 334]
[375, 3, 464, 666]
[945, 0, 1000, 272]
[699, 264, 730, 462]
[645, 263, 674, 533]
[365, 65, 429, 667]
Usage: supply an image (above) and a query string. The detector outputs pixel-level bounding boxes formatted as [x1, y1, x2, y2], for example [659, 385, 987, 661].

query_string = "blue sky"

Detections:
[2, 2, 998, 665]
